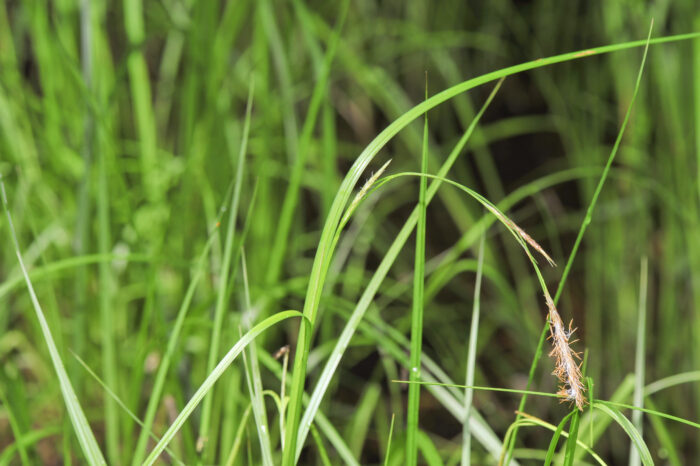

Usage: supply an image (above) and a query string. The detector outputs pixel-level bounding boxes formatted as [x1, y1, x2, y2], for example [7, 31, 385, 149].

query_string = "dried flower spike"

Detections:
[481, 202, 557, 267]
[347, 159, 392, 215]
[506, 219, 556, 267]
[545, 294, 586, 410]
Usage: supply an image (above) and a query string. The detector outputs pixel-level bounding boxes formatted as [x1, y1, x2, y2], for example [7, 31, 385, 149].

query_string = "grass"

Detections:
[2, 1, 700, 464]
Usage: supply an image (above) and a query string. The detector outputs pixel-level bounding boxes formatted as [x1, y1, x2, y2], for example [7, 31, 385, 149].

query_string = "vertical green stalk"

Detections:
[383, 413, 396, 466]
[241, 250, 274, 466]
[265, 0, 348, 287]
[461, 235, 485, 466]
[73, 0, 94, 390]
[629, 257, 648, 466]
[692, 14, 700, 428]
[130, 230, 220, 465]
[198, 81, 254, 458]
[97, 107, 118, 465]
[506, 23, 654, 463]
[123, 0, 159, 203]
[406, 84, 429, 466]
[1, 177, 106, 465]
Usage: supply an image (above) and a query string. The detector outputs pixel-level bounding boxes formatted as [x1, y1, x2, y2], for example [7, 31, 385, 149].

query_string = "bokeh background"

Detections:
[1, 0, 699, 464]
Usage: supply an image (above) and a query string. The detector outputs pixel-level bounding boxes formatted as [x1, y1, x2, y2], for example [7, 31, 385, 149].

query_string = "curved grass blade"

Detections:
[384, 413, 396, 466]
[544, 411, 575, 466]
[644, 371, 700, 396]
[0, 385, 30, 465]
[71, 351, 184, 464]
[143, 310, 304, 466]
[462, 235, 485, 466]
[596, 400, 700, 430]
[0, 427, 61, 466]
[405, 79, 429, 466]
[593, 403, 653, 466]
[1, 175, 106, 465]
[130, 213, 224, 465]
[284, 29, 700, 465]
[508, 20, 656, 459]
[563, 409, 581, 466]
[630, 258, 648, 466]
[514, 411, 605, 466]
[309, 423, 332, 466]
[294, 78, 504, 461]
[223, 404, 252, 466]
[199, 79, 255, 454]
[241, 250, 274, 466]
[266, 0, 349, 286]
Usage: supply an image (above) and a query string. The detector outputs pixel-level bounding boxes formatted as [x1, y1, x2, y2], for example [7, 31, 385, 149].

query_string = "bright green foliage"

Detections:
[2, 1, 700, 464]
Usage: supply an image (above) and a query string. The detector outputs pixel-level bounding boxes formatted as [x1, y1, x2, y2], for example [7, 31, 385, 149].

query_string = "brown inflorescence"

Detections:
[545, 294, 586, 410]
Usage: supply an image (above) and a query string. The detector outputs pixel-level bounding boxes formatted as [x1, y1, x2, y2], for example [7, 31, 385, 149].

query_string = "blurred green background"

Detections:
[1, 0, 699, 464]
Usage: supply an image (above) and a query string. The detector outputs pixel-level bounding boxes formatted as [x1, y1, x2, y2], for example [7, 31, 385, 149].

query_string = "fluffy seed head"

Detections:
[545, 294, 586, 410]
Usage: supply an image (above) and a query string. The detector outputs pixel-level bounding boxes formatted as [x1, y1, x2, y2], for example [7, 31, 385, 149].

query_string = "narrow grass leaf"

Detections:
[406, 79, 430, 466]
[285, 29, 698, 466]
[310, 423, 333, 466]
[563, 409, 581, 466]
[72, 352, 183, 464]
[509, 20, 656, 457]
[266, 0, 349, 286]
[514, 411, 605, 466]
[224, 405, 252, 466]
[417, 430, 444, 466]
[130, 216, 222, 466]
[630, 257, 648, 466]
[1, 176, 106, 465]
[593, 403, 653, 466]
[241, 250, 274, 466]
[143, 310, 304, 466]
[384, 413, 396, 466]
[294, 78, 504, 461]
[544, 411, 574, 466]
[199, 79, 254, 453]
[462, 235, 485, 466]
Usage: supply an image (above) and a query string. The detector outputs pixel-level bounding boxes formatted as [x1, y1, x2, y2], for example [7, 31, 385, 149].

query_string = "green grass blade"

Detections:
[353, 308, 516, 464]
[72, 352, 183, 465]
[130, 220, 222, 465]
[223, 404, 252, 466]
[508, 21, 655, 459]
[461, 234, 485, 466]
[593, 403, 653, 466]
[544, 411, 574, 466]
[309, 423, 333, 466]
[240, 250, 274, 466]
[346, 382, 381, 458]
[143, 310, 304, 465]
[416, 430, 444, 466]
[644, 398, 681, 466]
[123, 0, 160, 202]
[265, 0, 348, 286]
[199, 80, 254, 454]
[596, 400, 700, 430]
[630, 257, 648, 466]
[294, 78, 504, 461]
[1, 176, 106, 465]
[0, 427, 61, 466]
[644, 371, 700, 396]
[514, 411, 606, 466]
[96, 82, 118, 464]
[285, 28, 697, 466]
[0, 385, 31, 465]
[406, 79, 429, 466]
[384, 413, 396, 466]
[563, 409, 581, 466]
